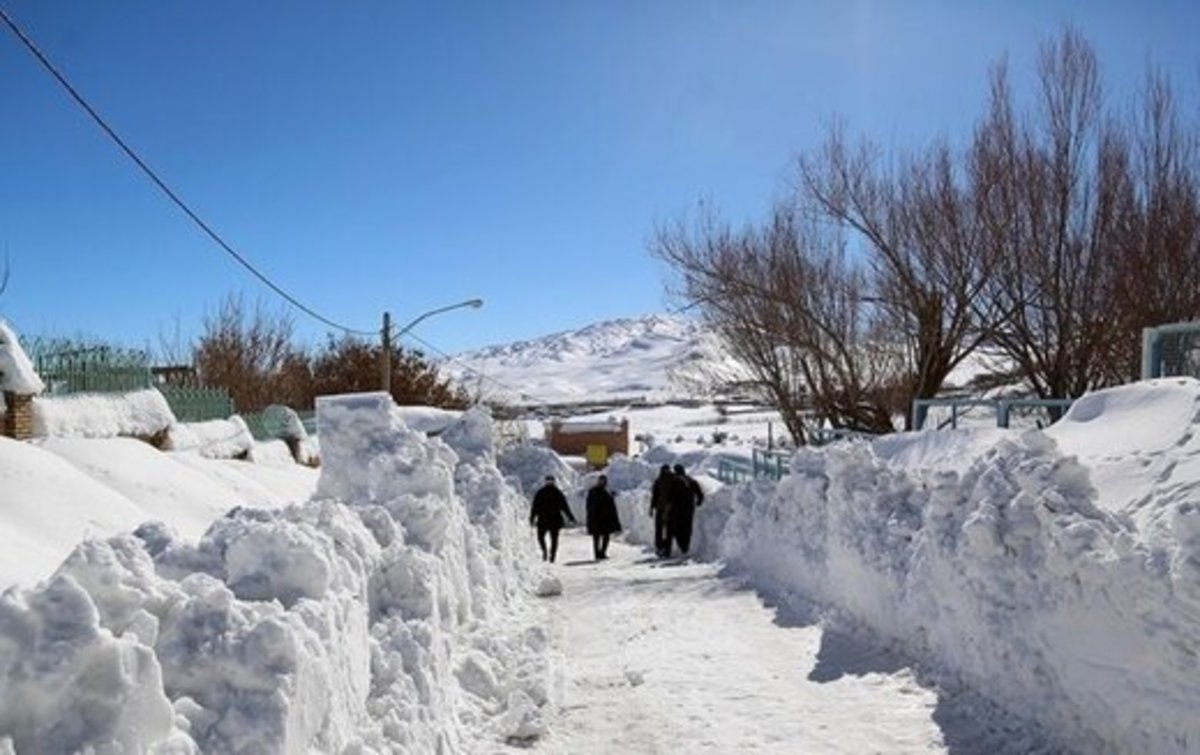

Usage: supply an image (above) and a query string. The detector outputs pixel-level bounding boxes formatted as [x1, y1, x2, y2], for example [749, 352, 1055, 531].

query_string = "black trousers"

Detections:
[672, 504, 695, 554]
[592, 533, 610, 560]
[537, 525, 561, 562]
[654, 508, 672, 556]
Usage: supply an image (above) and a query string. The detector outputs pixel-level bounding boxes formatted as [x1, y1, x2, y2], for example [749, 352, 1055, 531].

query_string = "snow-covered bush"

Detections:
[166, 416, 254, 459]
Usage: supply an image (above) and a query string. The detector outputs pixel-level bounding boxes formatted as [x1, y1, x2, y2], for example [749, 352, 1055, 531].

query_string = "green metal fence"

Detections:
[158, 385, 235, 423]
[26, 341, 154, 396]
[716, 456, 754, 484]
[912, 396, 1075, 430]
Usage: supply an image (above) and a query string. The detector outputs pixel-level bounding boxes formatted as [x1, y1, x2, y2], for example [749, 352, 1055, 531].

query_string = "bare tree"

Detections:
[1104, 68, 1200, 381]
[799, 127, 996, 428]
[973, 29, 1147, 402]
[653, 204, 903, 442]
[194, 294, 311, 412]
[310, 335, 468, 410]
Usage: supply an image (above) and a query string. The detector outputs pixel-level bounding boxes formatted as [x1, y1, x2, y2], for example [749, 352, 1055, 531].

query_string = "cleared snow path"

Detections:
[532, 531, 949, 754]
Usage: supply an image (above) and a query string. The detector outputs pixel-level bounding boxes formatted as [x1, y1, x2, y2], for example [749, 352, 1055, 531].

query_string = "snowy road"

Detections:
[532, 531, 948, 754]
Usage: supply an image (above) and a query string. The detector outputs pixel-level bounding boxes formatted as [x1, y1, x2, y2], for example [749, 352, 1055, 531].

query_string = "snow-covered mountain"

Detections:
[446, 314, 753, 405]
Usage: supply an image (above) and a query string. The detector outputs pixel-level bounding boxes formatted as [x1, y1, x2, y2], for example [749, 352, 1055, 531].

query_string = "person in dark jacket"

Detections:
[649, 465, 674, 557]
[669, 463, 704, 555]
[530, 475, 576, 562]
[585, 474, 622, 560]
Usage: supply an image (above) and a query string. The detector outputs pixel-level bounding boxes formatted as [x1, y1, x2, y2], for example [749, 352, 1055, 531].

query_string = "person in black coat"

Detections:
[649, 465, 674, 557]
[585, 474, 622, 560]
[530, 475, 576, 562]
[669, 463, 704, 555]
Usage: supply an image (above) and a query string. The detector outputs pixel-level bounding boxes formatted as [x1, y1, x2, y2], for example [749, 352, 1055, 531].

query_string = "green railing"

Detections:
[158, 385, 235, 423]
[716, 456, 754, 484]
[40, 365, 153, 394]
[30, 342, 153, 396]
[912, 397, 1076, 430]
[752, 447, 791, 480]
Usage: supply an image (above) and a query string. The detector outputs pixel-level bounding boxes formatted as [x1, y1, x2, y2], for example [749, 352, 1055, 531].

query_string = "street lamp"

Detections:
[381, 298, 483, 393]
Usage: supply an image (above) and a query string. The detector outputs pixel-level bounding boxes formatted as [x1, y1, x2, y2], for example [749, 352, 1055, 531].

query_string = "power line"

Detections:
[0, 5, 375, 337]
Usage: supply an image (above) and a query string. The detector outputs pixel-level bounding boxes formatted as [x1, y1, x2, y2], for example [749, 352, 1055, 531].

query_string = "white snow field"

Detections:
[448, 314, 753, 404]
[531, 530, 949, 754]
[3, 309, 1199, 753]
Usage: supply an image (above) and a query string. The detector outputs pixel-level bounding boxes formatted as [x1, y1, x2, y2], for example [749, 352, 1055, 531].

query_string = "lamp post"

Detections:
[381, 298, 483, 394]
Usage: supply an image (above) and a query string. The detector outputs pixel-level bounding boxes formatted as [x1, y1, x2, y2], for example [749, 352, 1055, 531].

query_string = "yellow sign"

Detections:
[586, 444, 609, 468]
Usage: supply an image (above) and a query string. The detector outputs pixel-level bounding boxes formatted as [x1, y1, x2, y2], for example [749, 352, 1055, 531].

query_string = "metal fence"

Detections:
[158, 385, 235, 423]
[715, 448, 794, 484]
[911, 397, 1075, 430]
[1143, 321, 1200, 379]
[26, 341, 154, 396]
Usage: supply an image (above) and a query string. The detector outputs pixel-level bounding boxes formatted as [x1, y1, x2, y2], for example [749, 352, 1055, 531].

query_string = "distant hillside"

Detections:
[445, 314, 753, 405]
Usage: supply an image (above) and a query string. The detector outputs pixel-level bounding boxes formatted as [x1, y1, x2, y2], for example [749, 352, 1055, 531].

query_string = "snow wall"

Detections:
[606, 381, 1200, 755]
[0, 394, 552, 754]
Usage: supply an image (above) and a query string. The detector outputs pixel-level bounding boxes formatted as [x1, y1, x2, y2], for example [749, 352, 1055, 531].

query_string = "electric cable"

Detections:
[0, 5, 375, 337]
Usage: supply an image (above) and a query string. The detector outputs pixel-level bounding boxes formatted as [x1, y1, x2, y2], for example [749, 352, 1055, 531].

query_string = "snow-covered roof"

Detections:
[0, 320, 45, 395]
[549, 419, 626, 434]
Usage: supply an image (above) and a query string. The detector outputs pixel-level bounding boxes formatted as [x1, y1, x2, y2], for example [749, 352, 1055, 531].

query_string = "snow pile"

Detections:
[248, 438, 299, 465]
[393, 405, 462, 435]
[497, 441, 578, 496]
[0, 320, 44, 394]
[0, 393, 550, 753]
[166, 416, 254, 459]
[32, 388, 175, 439]
[610, 381, 1200, 753]
[0, 435, 317, 590]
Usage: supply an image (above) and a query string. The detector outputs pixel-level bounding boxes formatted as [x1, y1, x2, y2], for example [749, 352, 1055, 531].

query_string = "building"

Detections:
[544, 417, 629, 467]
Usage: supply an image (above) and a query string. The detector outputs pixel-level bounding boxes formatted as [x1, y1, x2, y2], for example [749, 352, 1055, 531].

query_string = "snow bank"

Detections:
[165, 416, 254, 459]
[394, 405, 462, 435]
[497, 442, 578, 496]
[0, 436, 316, 591]
[33, 388, 175, 439]
[0, 394, 550, 753]
[611, 382, 1200, 754]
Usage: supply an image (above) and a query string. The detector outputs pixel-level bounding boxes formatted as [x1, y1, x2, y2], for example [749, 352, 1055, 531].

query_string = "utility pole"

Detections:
[380, 311, 391, 395]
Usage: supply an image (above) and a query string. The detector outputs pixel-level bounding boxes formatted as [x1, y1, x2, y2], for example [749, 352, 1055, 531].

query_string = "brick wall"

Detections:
[2, 392, 34, 440]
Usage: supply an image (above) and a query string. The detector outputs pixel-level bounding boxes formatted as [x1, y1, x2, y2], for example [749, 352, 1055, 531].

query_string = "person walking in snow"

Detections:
[668, 463, 704, 555]
[649, 464, 675, 557]
[585, 474, 622, 560]
[530, 475, 576, 563]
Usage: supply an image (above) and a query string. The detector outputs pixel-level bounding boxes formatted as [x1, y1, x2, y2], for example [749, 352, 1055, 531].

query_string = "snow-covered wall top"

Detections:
[0, 320, 44, 395]
[32, 388, 175, 439]
[550, 419, 625, 434]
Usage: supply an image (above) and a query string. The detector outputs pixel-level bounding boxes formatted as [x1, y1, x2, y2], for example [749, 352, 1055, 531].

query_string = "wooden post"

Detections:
[380, 311, 391, 396]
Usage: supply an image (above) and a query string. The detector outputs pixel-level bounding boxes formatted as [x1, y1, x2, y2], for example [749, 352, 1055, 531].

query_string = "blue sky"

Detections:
[1, 1, 1197, 356]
